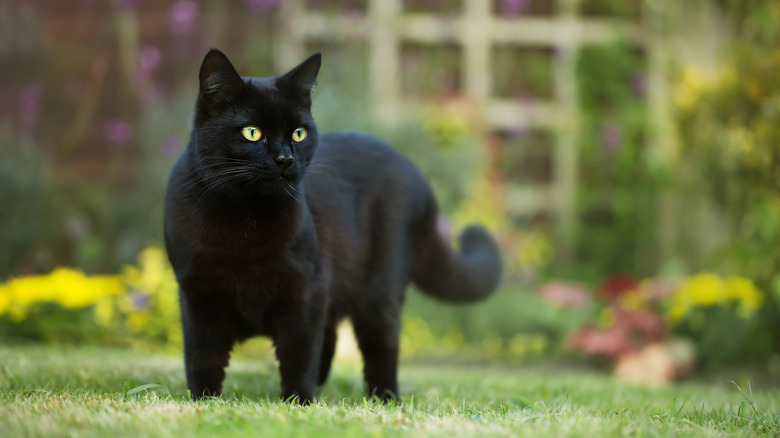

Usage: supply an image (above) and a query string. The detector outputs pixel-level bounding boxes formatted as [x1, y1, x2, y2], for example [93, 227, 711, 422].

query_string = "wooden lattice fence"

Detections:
[274, 0, 672, 258]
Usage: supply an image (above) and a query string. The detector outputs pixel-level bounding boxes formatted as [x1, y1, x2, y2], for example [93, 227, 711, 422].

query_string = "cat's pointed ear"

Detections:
[198, 49, 244, 105]
[278, 52, 321, 100]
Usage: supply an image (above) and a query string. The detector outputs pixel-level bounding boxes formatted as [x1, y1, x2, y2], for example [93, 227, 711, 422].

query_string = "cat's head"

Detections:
[191, 49, 321, 196]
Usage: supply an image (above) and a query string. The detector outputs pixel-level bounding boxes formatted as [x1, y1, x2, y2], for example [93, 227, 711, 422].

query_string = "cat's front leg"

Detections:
[271, 312, 325, 404]
[180, 298, 233, 400]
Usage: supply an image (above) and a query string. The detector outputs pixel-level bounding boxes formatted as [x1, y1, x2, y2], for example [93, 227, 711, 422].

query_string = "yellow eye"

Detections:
[292, 127, 307, 143]
[241, 125, 262, 142]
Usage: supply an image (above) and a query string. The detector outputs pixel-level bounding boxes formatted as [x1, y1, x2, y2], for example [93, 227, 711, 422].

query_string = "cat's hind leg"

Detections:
[317, 325, 338, 387]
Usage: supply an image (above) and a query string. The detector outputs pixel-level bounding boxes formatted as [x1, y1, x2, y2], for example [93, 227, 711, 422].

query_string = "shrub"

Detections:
[0, 246, 180, 350]
[666, 273, 772, 366]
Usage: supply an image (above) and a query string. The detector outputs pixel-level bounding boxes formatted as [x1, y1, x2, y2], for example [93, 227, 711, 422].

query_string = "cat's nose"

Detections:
[276, 154, 294, 173]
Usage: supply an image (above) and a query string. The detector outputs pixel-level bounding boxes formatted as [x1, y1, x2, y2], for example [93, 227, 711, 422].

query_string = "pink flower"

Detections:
[630, 73, 647, 98]
[139, 46, 161, 73]
[537, 281, 591, 309]
[18, 85, 41, 130]
[602, 123, 622, 150]
[170, 1, 198, 35]
[104, 119, 133, 147]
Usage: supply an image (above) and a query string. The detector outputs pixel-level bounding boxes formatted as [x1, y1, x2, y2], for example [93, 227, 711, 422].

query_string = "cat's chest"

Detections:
[189, 202, 294, 248]
[177, 203, 312, 275]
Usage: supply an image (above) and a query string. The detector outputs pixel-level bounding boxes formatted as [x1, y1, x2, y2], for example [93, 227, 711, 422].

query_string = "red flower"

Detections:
[599, 274, 639, 302]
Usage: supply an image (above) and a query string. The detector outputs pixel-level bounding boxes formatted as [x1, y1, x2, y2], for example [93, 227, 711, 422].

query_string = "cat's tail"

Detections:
[412, 224, 502, 302]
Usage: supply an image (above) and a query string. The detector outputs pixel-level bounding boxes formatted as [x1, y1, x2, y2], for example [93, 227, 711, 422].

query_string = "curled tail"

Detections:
[412, 225, 502, 302]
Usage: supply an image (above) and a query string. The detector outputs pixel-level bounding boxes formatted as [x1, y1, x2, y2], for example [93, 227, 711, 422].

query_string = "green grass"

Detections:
[1, 344, 778, 437]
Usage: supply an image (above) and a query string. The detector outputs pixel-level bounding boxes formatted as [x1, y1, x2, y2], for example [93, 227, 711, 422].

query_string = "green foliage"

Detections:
[404, 285, 590, 359]
[675, 2, 780, 357]
[0, 127, 57, 276]
[574, 42, 659, 277]
[0, 90, 186, 277]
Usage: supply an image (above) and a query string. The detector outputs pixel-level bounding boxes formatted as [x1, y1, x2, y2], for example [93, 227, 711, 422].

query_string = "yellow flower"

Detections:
[400, 316, 436, 358]
[681, 273, 725, 307]
[451, 173, 507, 234]
[0, 268, 122, 322]
[51, 269, 122, 309]
[675, 68, 709, 110]
[93, 295, 116, 327]
[121, 247, 178, 300]
[442, 328, 464, 349]
[125, 312, 149, 333]
[667, 302, 689, 324]
[0, 285, 11, 316]
[666, 273, 766, 324]
[725, 276, 764, 318]
[666, 273, 723, 324]
[618, 289, 646, 311]
[507, 334, 528, 358]
[516, 232, 554, 270]
[423, 109, 469, 149]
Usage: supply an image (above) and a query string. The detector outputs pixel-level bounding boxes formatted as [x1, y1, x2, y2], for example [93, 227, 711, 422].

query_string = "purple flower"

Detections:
[602, 123, 622, 150]
[496, 0, 530, 18]
[104, 119, 133, 147]
[170, 1, 198, 35]
[162, 136, 181, 158]
[17, 84, 41, 130]
[244, 0, 281, 15]
[139, 46, 161, 73]
[132, 293, 151, 310]
[629, 73, 646, 98]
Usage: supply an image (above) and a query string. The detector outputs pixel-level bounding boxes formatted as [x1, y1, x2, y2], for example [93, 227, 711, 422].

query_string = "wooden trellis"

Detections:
[274, 0, 670, 257]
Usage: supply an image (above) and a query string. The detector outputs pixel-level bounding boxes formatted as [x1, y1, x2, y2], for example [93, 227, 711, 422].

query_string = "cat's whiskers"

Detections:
[192, 164, 260, 204]
[284, 183, 303, 205]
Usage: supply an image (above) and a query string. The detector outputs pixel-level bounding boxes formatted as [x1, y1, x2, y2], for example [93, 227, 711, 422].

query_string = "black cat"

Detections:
[163, 49, 502, 403]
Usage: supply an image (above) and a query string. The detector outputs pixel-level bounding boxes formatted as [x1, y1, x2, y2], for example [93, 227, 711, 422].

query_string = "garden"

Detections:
[2, 0, 780, 436]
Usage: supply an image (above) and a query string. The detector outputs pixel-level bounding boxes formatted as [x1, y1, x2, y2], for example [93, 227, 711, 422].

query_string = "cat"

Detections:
[163, 49, 502, 403]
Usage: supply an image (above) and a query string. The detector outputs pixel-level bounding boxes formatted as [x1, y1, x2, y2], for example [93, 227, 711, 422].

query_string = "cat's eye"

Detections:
[241, 126, 263, 142]
[292, 128, 307, 143]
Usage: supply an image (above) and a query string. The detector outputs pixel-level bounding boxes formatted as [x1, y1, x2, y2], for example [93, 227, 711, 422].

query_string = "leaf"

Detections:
[126, 383, 171, 397]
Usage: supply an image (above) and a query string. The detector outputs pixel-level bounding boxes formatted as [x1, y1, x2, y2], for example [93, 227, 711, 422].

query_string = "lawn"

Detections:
[1, 344, 778, 437]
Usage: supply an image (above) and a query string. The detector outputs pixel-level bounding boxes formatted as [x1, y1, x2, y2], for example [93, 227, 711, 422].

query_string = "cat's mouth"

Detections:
[278, 169, 300, 184]
[252, 170, 302, 194]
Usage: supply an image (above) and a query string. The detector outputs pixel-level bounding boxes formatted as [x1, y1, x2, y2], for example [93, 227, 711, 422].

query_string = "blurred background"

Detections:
[2, 0, 779, 384]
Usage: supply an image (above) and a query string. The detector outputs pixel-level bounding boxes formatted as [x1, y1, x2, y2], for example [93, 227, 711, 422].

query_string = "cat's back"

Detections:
[312, 132, 427, 190]
[304, 131, 435, 230]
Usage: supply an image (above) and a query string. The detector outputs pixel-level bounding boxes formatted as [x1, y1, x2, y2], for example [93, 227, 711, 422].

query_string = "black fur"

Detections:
[164, 49, 502, 403]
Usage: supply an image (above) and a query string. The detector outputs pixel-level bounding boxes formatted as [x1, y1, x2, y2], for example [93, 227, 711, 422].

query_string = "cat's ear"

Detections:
[277, 52, 321, 100]
[198, 49, 244, 105]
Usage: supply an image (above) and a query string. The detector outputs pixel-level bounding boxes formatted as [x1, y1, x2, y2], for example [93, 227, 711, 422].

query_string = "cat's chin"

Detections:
[245, 176, 303, 198]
